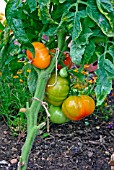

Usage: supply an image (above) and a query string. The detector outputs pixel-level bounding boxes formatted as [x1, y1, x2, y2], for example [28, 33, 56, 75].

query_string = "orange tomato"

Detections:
[26, 42, 51, 69]
[62, 95, 95, 121]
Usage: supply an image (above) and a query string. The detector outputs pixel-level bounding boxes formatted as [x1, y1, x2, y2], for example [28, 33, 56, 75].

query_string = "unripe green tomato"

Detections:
[45, 73, 69, 106]
[49, 105, 69, 124]
[59, 67, 68, 78]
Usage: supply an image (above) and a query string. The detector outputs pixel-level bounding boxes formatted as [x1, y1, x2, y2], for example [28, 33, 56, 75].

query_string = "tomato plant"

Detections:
[1, 0, 113, 169]
[49, 105, 69, 124]
[45, 73, 69, 106]
[62, 95, 95, 121]
[26, 42, 51, 69]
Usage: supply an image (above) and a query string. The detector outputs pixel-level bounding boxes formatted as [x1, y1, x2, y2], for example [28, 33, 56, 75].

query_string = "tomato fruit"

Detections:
[62, 95, 95, 121]
[26, 42, 51, 69]
[57, 52, 72, 70]
[45, 73, 69, 106]
[49, 105, 69, 124]
[59, 67, 68, 78]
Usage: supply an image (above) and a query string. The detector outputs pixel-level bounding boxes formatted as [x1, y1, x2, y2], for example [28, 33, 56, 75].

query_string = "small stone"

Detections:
[105, 151, 110, 155]
[88, 151, 93, 157]
[11, 147, 18, 152]
[0, 160, 9, 165]
[96, 126, 100, 129]
[3, 131, 8, 135]
[10, 158, 18, 164]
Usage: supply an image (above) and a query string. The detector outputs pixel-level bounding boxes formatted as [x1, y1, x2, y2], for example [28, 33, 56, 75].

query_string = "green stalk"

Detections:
[57, 28, 66, 51]
[17, 57, 56, 170]
[17, 124, 45, 170]
[30, 71, 50, 125]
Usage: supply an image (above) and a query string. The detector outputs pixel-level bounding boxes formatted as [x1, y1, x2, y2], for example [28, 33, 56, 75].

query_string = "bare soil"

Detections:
[0, 92, 114, 170]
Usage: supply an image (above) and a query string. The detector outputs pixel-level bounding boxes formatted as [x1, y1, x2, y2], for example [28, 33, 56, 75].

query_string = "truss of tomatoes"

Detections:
[57, 52, 72, 70]
[45, 74, 95, 124]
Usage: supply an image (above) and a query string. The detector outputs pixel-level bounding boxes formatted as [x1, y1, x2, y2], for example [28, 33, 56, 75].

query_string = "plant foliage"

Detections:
[1, 0, 114, 104]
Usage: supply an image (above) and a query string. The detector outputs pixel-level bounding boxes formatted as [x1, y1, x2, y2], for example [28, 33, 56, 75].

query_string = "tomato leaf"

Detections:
[95, 69, 112, 106]
[0, 22, 4, 30]
[5, 0, 35, 55]
[104, 59, 114, 79]
[27, 69, 38, 95]
[83, 40, 96, 64]
[38, 0, 57, 24]
[96, 0, 114, 28]
[107, 45, 114, 62]
[72, 10, 87, 41]
[87, 0, 114, 37]
[27, 0, 37, 12]
[95, 54, 113, 106]
[70, 42, 85, 65]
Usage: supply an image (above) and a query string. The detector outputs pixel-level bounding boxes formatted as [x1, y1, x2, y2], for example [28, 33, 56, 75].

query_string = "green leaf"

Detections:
[95, 69, 112, 106]
[87, 0, 114, 37]
[59, 0, 66, 3]
[76, 27, 93, 46]
[0, 22, 4, 30]
[107, 45, 114, 62]
[83, 40, 96, 63]
[42, 133, 49, 139]
[27, 68, 38, 95]
[27, 0, 37, 12]
[44, 26, 57, 36]
[95, 54, 113, 106]
[104, 59, 114, 78]
[72, 10, 87, 41]
[96, 0, 114, 28]
[5, 0, 34, 55]
[70, 10, 88, 65]
[5, 56, 16, 65]
[38, 0, 57, 24]
[70, 41, 85, 65]
[69, 70, 85, 82]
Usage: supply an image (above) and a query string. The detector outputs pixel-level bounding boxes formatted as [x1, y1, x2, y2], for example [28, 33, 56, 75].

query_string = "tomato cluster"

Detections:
[45, 73, 95, 124]
[57, 52, 72, 70]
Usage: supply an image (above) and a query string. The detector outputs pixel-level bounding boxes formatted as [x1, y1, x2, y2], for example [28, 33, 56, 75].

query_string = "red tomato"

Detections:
[57, 52, 72, 70]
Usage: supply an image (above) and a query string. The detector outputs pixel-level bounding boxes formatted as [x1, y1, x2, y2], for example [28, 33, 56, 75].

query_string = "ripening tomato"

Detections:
[57, 52, 72, 70]
[62, 95, 95, 121]
[49, 105, 69, 124]
[26, 42, 51, 69]
[45, 73, 69, 106]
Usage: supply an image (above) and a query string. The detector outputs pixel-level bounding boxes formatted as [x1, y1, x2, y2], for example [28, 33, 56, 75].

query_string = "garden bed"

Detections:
[0, 108, 113, 170]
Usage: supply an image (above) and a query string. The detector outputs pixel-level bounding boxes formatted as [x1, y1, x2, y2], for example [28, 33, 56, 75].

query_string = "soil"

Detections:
[0, 94, 114, 170]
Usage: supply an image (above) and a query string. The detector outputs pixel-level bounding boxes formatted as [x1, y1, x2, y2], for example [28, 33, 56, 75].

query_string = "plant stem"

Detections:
[30, 71, 50, 125]
[17, 124, 45, 170]
[17, 55, 56, 170]
[57, 28, 66, 51]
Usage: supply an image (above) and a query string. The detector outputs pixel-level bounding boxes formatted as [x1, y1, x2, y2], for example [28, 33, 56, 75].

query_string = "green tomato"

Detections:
[45, 73, 69, 106]
[49, 105, 69, 124]
[59, 67, 68, 78]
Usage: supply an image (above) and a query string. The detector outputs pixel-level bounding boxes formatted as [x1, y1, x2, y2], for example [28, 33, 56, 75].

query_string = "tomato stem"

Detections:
[57, 28, 66, 51]
[17, 52, 56, 170]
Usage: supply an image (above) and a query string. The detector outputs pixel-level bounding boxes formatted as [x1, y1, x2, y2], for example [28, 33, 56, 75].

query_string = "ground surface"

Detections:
[0, 89, 114, 170]
[0, 112, 114, 170]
